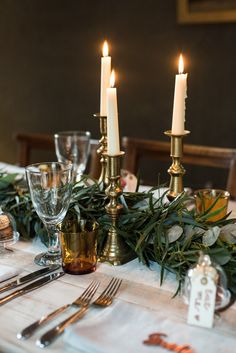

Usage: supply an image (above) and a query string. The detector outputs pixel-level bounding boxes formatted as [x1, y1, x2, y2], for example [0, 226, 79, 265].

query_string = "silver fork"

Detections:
[37, 277, 122, 348]
[17, 280, 100, 340]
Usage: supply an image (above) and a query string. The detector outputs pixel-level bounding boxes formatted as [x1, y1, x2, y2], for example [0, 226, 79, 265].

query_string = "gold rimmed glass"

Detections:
[194, 189, 230, 222]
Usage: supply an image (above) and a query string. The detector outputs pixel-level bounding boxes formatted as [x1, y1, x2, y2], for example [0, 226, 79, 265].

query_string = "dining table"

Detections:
[0, 162, 236, 353]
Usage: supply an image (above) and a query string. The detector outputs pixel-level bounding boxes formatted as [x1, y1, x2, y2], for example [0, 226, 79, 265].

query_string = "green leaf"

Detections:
[202, 227, 221, 246]
[208, 248, 231, 265]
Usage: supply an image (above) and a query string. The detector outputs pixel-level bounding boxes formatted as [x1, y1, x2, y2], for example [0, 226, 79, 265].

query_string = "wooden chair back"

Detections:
[122, 136, 236, 199]
[14, 132, 101, 179]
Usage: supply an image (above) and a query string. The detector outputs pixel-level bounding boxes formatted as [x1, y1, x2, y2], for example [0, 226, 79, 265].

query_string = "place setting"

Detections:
[0, 38, 236, 353]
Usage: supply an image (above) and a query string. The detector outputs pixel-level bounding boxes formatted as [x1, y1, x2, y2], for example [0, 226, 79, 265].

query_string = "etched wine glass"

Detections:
[54, 131, 91, 182]
[25, 162, 73, 266]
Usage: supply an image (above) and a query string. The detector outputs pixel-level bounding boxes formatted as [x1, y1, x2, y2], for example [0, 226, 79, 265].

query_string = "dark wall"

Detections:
[0, 0, 235, 188]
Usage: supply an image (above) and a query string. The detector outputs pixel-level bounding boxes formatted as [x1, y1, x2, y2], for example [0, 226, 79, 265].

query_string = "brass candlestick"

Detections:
[165, 130, 190, 201]
[99, 152, 136, 265]
[93, 113, 108, 186]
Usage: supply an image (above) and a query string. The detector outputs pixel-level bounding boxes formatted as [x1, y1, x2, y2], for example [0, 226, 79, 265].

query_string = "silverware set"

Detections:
[17, 277, 122, 348]
[0, 266, 64, 306]
[0, 266, 122, 347]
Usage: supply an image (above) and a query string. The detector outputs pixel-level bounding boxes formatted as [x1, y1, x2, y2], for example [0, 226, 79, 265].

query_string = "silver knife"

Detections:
[0, 271, 64, 306]
[0, 265, 60, 294]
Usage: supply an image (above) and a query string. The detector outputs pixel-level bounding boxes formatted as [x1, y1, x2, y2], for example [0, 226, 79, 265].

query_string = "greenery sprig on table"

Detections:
[1, 172, 236, 294]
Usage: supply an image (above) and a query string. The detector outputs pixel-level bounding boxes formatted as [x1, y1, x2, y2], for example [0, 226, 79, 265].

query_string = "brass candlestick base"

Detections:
[93, 113, 108, 186]
[165, 130, 190, 201]
[99, 152, 136, 265]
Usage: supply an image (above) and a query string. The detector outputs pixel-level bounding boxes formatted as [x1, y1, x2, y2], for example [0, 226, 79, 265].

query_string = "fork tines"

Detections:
[95, 277, 122, 305]
[78, 281, 100, 305]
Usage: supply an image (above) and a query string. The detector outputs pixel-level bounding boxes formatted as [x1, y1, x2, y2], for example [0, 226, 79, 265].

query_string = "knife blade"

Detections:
[0, 271, 64, 306]
[0, 265, 60, 294]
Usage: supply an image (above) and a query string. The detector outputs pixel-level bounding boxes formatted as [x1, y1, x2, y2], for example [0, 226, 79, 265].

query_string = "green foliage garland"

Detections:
[1, 173, 236, 294]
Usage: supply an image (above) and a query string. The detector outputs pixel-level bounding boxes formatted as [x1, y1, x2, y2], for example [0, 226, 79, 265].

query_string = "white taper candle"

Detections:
[107, 70, 120, 155]
[100, 41, 111, 116]
[171, 54, 188, 135]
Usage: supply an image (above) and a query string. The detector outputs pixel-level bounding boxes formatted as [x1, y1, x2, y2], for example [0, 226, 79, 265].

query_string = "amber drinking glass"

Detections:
[60, 220, 98, 275]
[194, 189, 230, 222]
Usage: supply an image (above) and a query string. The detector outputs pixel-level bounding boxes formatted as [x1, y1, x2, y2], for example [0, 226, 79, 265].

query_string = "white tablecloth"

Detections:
[0, 239, 235, 353]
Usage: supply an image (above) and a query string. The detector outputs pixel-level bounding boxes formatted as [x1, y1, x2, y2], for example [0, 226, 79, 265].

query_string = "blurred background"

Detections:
[0, 0, 235, 189]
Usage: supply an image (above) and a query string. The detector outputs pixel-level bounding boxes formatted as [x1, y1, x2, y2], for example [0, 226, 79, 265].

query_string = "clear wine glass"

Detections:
[54, 131, 91, 182]
[25, 162, 73, 266]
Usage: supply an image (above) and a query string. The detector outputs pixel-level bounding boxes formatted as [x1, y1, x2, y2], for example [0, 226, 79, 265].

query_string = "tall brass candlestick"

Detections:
[94, 113, 108, 186]
[165, 130, 190, 201]
[99, 152, 135, 265]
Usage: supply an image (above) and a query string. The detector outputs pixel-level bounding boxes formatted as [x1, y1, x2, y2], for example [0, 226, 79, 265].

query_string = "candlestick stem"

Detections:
[99, 152, 136, 265]
[94, 114, 109, 186]
[165, 130, 190, 201]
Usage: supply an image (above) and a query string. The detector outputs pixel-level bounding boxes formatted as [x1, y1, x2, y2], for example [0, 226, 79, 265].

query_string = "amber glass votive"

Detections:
[194, 189, 230, 222]
[60, 221, 98, 275]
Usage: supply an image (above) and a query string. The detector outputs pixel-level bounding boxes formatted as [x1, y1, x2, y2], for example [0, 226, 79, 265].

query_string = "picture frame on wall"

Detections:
[177, 0, 236, 24]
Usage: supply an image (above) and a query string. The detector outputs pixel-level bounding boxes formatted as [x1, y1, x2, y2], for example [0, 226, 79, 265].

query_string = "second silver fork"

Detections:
[17, 280, 100, 340]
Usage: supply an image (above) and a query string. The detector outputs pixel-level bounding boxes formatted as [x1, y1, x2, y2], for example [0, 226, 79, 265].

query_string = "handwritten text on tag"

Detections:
[187, 274, 216, 328]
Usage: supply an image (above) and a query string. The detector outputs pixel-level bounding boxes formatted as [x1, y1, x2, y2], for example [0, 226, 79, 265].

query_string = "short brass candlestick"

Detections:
[165, 130, 190, 201]
[99, 152, 136, 265]
[93, 113, 108, 186]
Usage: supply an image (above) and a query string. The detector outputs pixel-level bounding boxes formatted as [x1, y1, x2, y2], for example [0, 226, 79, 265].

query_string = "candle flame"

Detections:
[110, 70, 115, 87]
[103, 41, 109, 57]
[178, 54, 184, 74]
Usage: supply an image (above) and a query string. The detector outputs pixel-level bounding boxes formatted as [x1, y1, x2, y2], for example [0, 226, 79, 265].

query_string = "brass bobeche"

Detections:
[165, 130, 190, 201]
[99, 151, 135, 265]
[93, 113, 109, 186]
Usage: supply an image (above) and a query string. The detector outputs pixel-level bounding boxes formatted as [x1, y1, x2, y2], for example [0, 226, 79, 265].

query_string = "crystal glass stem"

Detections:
[45, 224, 61, 255]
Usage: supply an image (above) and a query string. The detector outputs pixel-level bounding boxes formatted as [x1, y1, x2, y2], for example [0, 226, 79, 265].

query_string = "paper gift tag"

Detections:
[187, 272, 216, 328]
